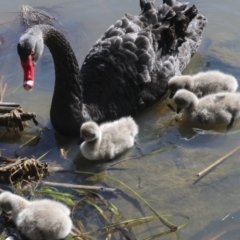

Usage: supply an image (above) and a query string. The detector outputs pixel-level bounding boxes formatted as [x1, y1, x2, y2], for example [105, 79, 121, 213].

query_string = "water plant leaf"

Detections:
[98, 216, 155, 231]
[85, 199, 108, 221]
[19, 134, 40, 149]
[143, 229, 173, 240]
[36, 148, 53, 161]
[75, 171, 177, 229]
[34, 187, 75, 206]
[147, 143, 176, 156]
[107, 175, 177, 231]
[0, 231, 5, 240]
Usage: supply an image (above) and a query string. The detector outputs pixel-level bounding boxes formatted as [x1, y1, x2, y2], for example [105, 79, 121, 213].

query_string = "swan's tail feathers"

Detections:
[152, 24, 178, 56]
[140, 0, 147, 11]
[163, 0, 189, 12]
[169, 12, 188, 43]
[184, 4, 198, 22]
[140, 0, 156, 14]
[177, 12, 207, 71]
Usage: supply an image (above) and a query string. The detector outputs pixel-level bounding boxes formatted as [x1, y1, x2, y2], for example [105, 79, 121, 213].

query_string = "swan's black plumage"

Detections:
[17, 0, 207, 136]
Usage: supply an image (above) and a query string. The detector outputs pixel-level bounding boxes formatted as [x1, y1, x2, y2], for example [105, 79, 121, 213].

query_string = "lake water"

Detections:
[0, 0, 240, 239]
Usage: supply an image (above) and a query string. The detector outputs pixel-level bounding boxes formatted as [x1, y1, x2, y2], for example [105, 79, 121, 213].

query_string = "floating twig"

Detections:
[196, 144, 240, 177]
[42, 181, 116, 193]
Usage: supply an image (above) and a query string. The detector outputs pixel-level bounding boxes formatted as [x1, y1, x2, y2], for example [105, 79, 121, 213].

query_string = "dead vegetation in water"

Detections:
[0, 77, 38, 134]
[0, 156, 49, 184]
[0, 4, 60, 29]
[0, 103, 38, 133]
[20, 5, 61, 29]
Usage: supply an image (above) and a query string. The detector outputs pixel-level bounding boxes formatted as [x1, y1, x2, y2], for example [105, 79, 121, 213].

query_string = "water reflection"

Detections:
[189, 210, 240, 240]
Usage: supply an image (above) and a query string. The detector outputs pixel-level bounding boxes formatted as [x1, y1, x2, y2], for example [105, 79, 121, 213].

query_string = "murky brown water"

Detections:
[0, 0, 240, 239]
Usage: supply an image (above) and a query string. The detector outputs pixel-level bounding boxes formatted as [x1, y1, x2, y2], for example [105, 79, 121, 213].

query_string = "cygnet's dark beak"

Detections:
[167, 103, 176, 113]
[77, 137, 84, 145]
[176, 106, 182, 114]
[169, 92, 174, 99]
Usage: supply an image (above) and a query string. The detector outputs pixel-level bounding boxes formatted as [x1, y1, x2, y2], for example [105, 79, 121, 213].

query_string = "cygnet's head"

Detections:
[168, 75, 192, 98]
[0, 192, 16, 214]
[173, 89, 198, 112]
[80, 122, 100, 141]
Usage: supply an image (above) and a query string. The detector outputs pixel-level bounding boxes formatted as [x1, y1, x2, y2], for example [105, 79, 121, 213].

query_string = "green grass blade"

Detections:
[36, 148, 53, 161]
[34, 187, 75, 206]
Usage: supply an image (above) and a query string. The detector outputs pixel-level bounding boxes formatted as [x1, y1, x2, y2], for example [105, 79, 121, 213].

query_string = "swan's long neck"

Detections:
[40, 25, 90, 135]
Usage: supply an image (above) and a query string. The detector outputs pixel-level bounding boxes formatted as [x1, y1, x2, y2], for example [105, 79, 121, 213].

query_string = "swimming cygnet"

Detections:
[173, 89, 240, 130]
[80, 116, 138, 160]
[0, 191, 72, 240]
[168, 70, 238, 98]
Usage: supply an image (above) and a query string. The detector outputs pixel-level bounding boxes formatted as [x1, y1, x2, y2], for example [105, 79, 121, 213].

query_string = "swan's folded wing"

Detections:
[85, 19, 155, 84]
[84, 0, 206, 84]
[80, 0, 207, 116]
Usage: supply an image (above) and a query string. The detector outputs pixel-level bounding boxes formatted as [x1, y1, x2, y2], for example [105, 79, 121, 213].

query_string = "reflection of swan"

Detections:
[0, 191, 72, 240]
[169, 70, 238, 98]
[17, 0, 207, 136]
[173, 89, 240, 130]
[80, 117, 138, 160]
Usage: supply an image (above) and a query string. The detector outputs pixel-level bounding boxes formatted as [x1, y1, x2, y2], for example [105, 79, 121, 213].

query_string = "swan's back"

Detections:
[192, 70, 238, 97]
[97, 117, 138, 159]
[179, 91, 240, 124]
[16, 199, 72, 240]
[198, 92, 240, 113]
[103, 116, 138, 134]
[169, 70, 238, 98]
[100, 117, 137, 140]
[80, 0, 207, 121]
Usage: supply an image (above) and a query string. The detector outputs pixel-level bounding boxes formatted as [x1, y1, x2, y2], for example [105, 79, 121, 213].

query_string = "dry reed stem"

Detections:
[0, 76, 7, 102]
[42, 181, 116, 192]
[196, 144, 240, 177]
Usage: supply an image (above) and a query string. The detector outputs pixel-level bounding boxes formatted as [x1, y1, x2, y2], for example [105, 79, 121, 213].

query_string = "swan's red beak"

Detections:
[21, 55, 35, 91]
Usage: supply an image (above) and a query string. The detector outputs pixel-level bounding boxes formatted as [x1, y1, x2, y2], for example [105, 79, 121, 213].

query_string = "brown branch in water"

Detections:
[0, 103, 20, 107]
[0, 106, 22, 114]
[196, 144, 240, 177]
[0, 86, 38, 132]
[42, 181, 116, 193]
[0, 111, 38, 132]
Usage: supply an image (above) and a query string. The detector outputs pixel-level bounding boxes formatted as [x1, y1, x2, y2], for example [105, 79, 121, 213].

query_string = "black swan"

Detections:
[17, 0, 207, 136]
